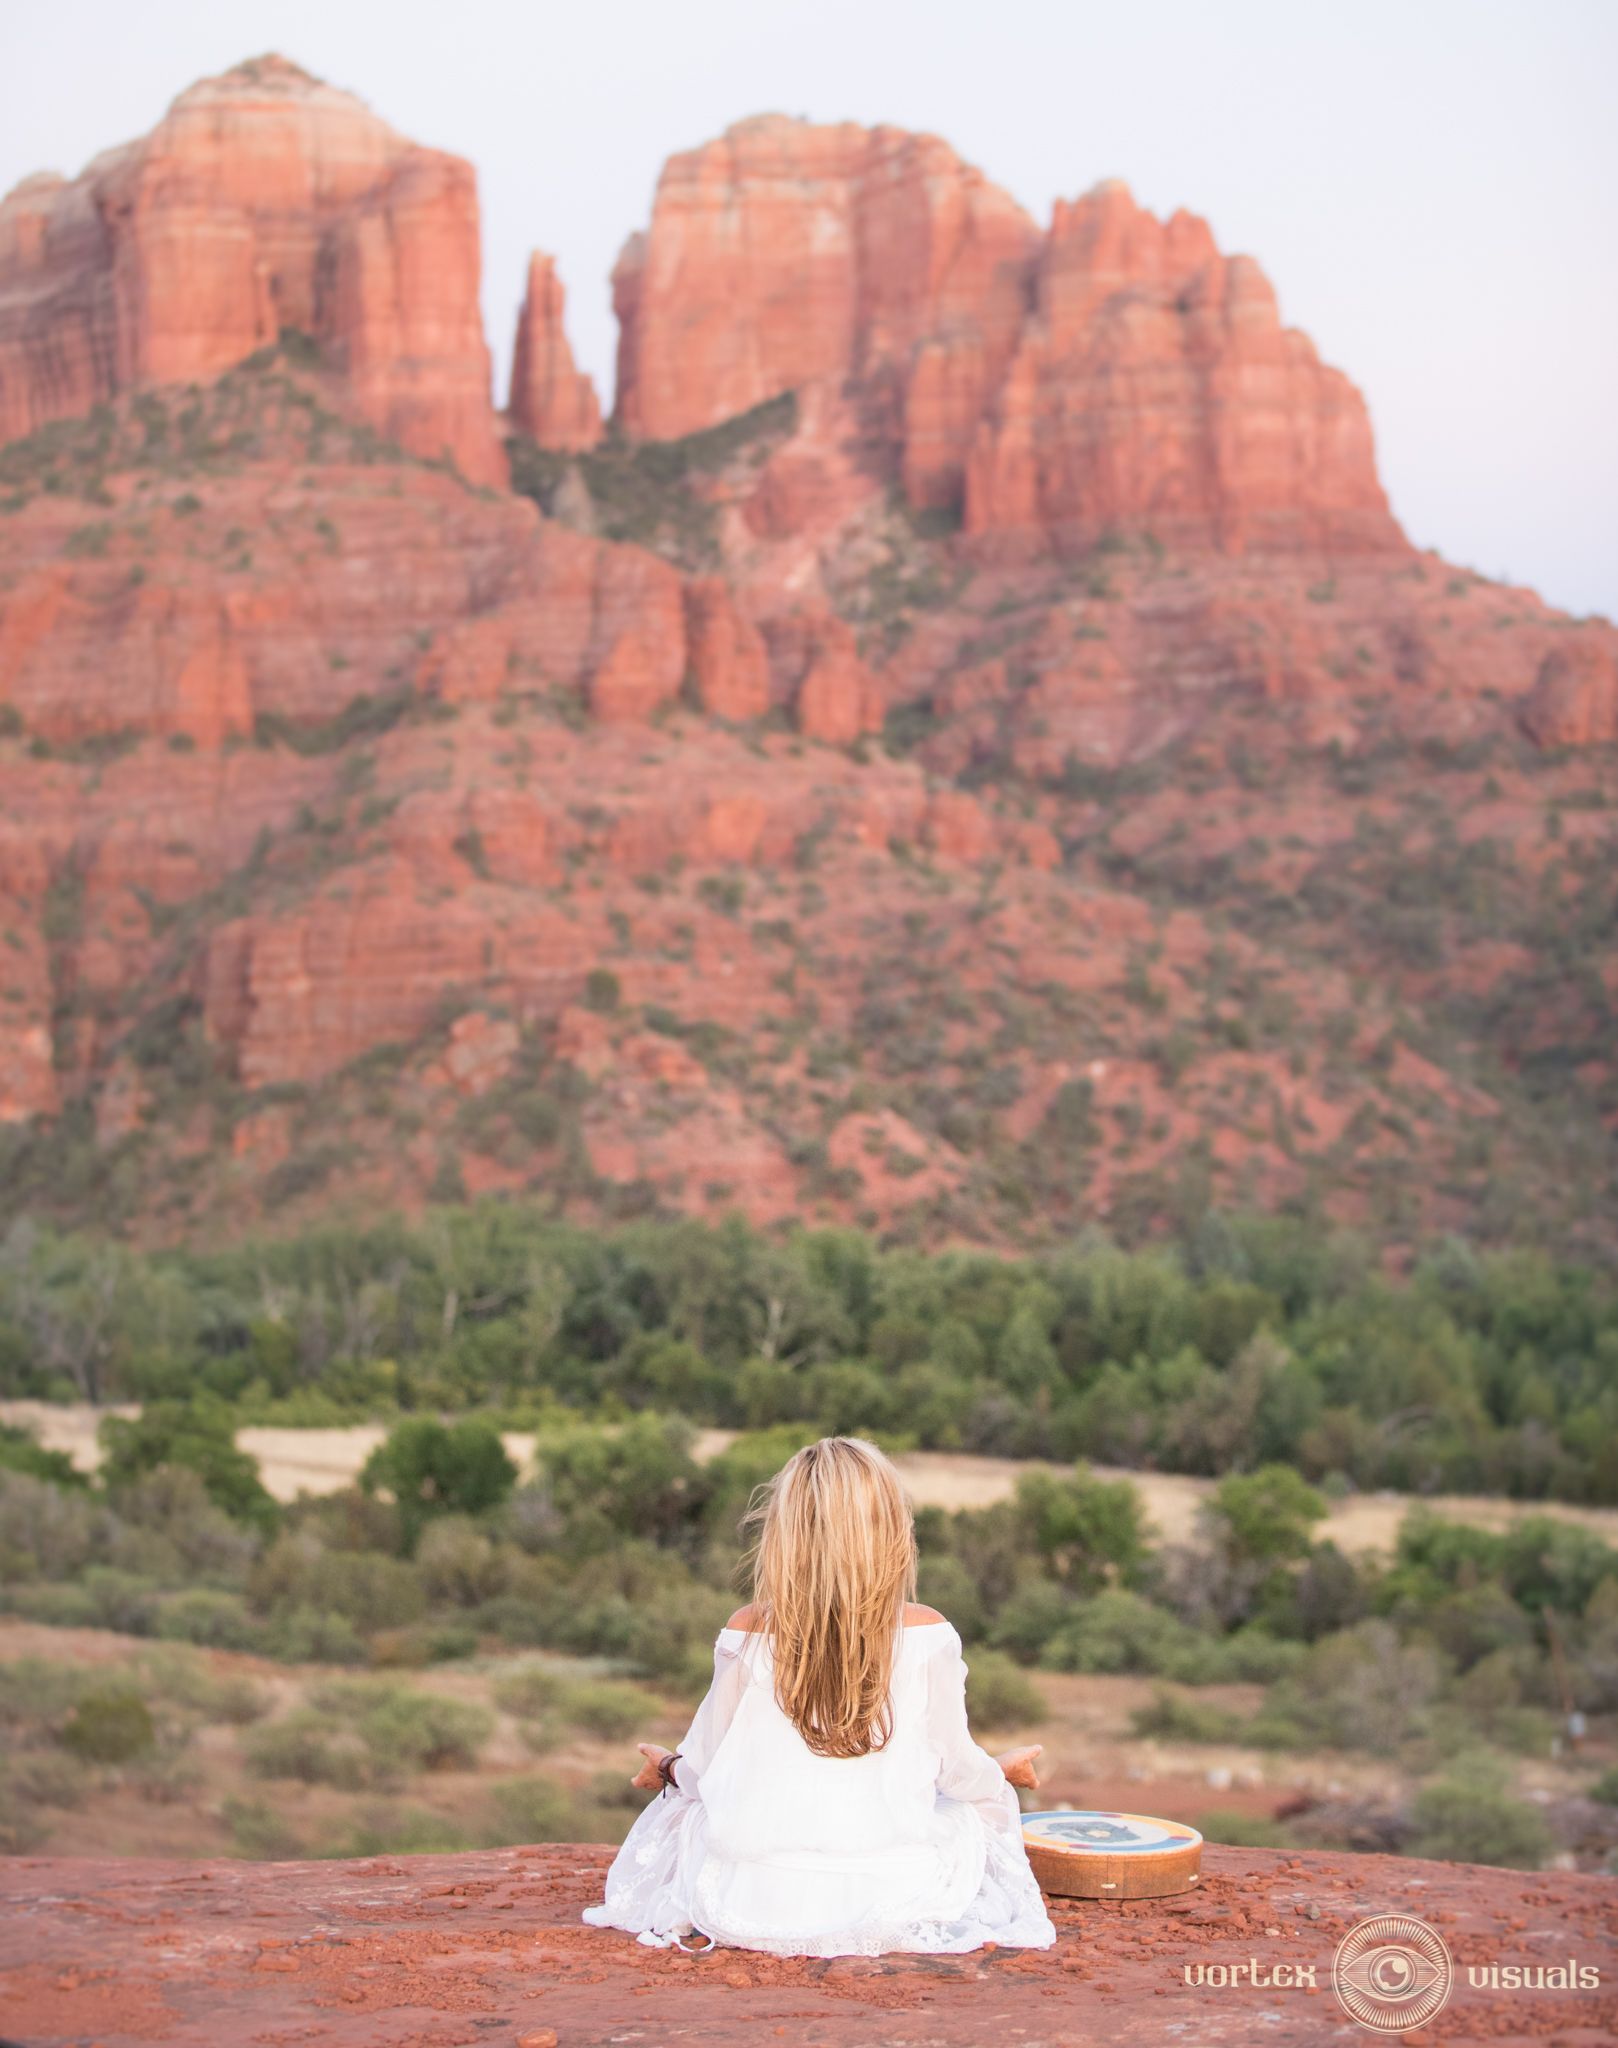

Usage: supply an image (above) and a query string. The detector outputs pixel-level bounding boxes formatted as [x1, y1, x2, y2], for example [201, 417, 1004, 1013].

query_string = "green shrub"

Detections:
[422, 1624, 479, 1663]
[0, 1470, 97, 1581]
[244, 1710, 368, 1789]
[1131, 1688, 1244, 1743]
[915, 1556, 987, 1642]
[307, 1677, 494, 1772]
[415, 1516, 506, 1606]
[1265, 1621, 1441, 1754]
[81, 1567, 165, 1635]
[1196, 1808, 1285, 1848]
[1207, 1630, 1308, 1685]
[0, 1423, 84, 1489]
[6, 1583, 101, 1628]
[334, 1803, 473, 1857]
[320, 1551, 427, 1631]
[964, 1651, 1047, 1732]
[583, 969, 621, 1014]
[1014, 1465, 1148, 1590]
[0, 1785, 46, 1853]
[135, 1647, 266, 1725]
[1408, 1779, 1553, 1868]
[988, 1581, 1077, 1663]
[248, 1536, 427, 1633]
[5, 1751, 89, 1810]
[1243, 1714, 1310, 1750]
[259, 1605, 367, 1665]
[1206, 1466, 1325, 1567]
[155, 1589, 259, 1649]
[59, 1688, 155, 1763]
[1040, 1590, 1214, 1679]
[361, 1418, 518, 1551]
[470, 1593, 550, 1647]
[99, 1397, 277, 1533]
[489, 1772, 577, 1844]
[222, 1795, 306, 1860]
[492, 1665, 565, 1719]
[0, 1658, 91, 1724]
[127, 1748, 205, 1804]
[557, 1680, 663, 1744]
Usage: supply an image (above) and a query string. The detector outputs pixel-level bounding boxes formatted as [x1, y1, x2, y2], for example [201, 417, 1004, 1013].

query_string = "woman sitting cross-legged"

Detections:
[583, 1435, 1056, 1957]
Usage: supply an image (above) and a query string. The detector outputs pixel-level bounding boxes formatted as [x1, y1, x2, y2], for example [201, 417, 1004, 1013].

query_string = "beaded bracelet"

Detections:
[657, 1751, 682, 1796]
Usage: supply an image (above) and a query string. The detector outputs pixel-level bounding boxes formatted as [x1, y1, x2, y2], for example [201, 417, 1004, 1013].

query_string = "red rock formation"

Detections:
[0, 434, 687, 745]
[0, 830, 55, 1121]
[923, 788, 993, 862]
[0, 55, 502, 484]
[508, 252, 602, 450]
[209, 882, 500, 1089]
[421, 517, 687, 722]
[610, 129, 1400, 553]
[2, 64, 1613, 1254]
[963, 181, 1402, 554]
[1521, 639, 1618, 746]
[788, 614, 884, 745]
[611, 116, 1039, 508]
[582, 543, 686, 723]
[684, 579, 770, 721]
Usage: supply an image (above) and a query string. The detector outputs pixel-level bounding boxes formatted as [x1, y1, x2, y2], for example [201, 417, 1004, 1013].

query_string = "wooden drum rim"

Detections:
[1020, 1808, 1204, 1900]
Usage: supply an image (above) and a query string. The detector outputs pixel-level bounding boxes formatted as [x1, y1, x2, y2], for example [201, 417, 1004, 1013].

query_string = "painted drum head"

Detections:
[1021, 1809, 1203, 1899]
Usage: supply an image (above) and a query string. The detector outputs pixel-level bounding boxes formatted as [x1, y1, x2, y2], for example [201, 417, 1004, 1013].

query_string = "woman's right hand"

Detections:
[995, 1744, 1042, 1790]
[631, 1742, 675, 1792]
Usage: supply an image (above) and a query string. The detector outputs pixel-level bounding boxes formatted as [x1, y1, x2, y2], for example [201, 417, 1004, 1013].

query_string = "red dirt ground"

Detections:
[2, 1843, 1614, 2047]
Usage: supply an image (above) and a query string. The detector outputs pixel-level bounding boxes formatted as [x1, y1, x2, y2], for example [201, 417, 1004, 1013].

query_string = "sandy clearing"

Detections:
[1, 1399, 138, 1471]
[0, 1403, 539, 1504]
[893, 1451, 1618, 1555]
[8, 1405, 1618, 1554]
[233, 1426, 542, 1502]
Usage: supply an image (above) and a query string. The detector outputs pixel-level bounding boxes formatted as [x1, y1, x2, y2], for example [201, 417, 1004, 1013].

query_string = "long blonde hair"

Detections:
[743, 1436, 917, 1759]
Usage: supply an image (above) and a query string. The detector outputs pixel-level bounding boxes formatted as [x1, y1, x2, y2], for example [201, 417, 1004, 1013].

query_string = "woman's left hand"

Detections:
[995, 1745, 1042, 1790]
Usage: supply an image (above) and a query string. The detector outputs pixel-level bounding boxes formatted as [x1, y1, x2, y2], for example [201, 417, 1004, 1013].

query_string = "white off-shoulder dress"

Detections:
[582, 1621, 1055, 1957]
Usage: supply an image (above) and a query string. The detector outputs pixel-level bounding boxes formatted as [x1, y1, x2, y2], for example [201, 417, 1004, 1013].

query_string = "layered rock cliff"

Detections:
[962, 180, 1401, 553]
[0, 54, 503, 484]
[608, 118, 1399, 552]
[0, 62, 1613, 1255]
[610, 115, 1041, 510]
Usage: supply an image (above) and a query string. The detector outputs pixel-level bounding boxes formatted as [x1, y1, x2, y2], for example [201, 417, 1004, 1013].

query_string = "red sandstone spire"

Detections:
[508, 251, 602, 450]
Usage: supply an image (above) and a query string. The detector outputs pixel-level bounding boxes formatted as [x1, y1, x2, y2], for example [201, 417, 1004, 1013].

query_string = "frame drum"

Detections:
[1021, 1810, 1203, 1899]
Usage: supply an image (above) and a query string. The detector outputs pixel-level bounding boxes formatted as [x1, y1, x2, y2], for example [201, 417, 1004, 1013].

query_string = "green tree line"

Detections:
[3, 1208, 1617, 1500]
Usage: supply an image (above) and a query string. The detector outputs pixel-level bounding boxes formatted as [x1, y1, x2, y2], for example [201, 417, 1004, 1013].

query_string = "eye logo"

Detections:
[1333, 1915, 1454, 2033]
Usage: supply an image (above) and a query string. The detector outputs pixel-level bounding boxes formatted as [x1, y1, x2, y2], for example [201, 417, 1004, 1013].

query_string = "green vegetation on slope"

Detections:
[3, 1412, 1614, 1865]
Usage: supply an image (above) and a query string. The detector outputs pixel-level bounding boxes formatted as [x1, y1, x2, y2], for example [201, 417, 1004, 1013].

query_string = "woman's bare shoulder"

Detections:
[726, 1604, 759, 1631]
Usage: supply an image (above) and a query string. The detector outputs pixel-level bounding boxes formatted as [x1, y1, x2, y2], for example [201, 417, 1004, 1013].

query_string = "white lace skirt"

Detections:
[582, 1782, 1055, 1957]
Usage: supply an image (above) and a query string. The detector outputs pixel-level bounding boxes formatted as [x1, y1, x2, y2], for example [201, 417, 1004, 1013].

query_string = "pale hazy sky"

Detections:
[5, 1, 1614, 618]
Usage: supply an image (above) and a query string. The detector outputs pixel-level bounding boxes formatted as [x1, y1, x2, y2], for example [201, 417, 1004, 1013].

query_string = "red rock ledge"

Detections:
[1, 1843, 1614, 2046]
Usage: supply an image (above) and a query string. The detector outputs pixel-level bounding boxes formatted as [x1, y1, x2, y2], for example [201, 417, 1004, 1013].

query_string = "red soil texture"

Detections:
[2, 1843, 1614, 2046]
[1, 58, 1615, 1248]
